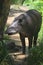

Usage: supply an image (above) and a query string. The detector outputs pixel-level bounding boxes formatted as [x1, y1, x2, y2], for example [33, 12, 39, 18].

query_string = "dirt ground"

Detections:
[6, 5, 29, 65]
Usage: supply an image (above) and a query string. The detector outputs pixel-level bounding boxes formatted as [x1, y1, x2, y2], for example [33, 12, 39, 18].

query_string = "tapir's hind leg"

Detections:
[20, 33, 26, 54]
[33, 34, 38, 46]
[28, 35, 33, 49]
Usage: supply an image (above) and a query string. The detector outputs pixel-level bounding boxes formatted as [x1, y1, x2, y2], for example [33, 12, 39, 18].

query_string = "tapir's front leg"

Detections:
[28, 35, 33, 49]
[20, 33, 26, 54]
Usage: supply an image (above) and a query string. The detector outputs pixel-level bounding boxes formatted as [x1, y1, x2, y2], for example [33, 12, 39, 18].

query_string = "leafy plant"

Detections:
[27, 43, 43, 65]
[0, 40, 8, 64]
[23, 0, 43, 15]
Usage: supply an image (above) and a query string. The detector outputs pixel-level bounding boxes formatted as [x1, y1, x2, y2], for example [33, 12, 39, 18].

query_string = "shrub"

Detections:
[27, 43, 43, 65]
[0, 41, 8, 64]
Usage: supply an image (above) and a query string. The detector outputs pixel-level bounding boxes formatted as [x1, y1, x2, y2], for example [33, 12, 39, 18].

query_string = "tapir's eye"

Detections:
[18, 19, 22, 25]
[19, 19, 22, 23]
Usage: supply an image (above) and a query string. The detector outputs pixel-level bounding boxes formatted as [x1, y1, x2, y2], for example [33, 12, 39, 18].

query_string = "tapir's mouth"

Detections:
[5, 28, 18, 35]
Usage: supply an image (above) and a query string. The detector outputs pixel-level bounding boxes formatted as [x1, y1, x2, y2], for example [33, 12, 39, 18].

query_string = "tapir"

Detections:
[5, 9, 42, 54]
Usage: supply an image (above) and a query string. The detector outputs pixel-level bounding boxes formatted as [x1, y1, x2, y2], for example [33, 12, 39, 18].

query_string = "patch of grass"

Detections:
[38, 17, 43, 44]
[0, 41, 8, 64]
[27, 43, 43, 65]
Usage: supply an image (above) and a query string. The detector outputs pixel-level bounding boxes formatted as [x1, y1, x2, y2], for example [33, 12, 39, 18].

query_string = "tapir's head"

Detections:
[5, 14, 28, 35]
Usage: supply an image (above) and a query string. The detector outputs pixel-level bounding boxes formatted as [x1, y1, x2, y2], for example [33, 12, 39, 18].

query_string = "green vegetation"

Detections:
[0, 37, 14, 65]
[0, 40, 8, 64]
[23, 0, 43, 15]
[27, 43, 43, 65]
[11, 0, 25, 5]
[38, 17, 43, 44]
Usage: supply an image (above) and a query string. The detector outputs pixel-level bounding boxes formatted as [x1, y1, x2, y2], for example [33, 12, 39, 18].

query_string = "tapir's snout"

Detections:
[5, 20, 22, 35]
[5, 27, 17, 35]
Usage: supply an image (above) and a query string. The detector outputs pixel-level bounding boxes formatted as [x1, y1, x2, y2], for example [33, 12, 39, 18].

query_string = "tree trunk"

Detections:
[0, 0, 10, 40]
[0, 0, 10, 64]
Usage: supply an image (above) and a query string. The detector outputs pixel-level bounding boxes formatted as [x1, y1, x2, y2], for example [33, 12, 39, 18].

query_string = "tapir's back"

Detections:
[26, 9, 42, 34]
[26, 9, 42, 21]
